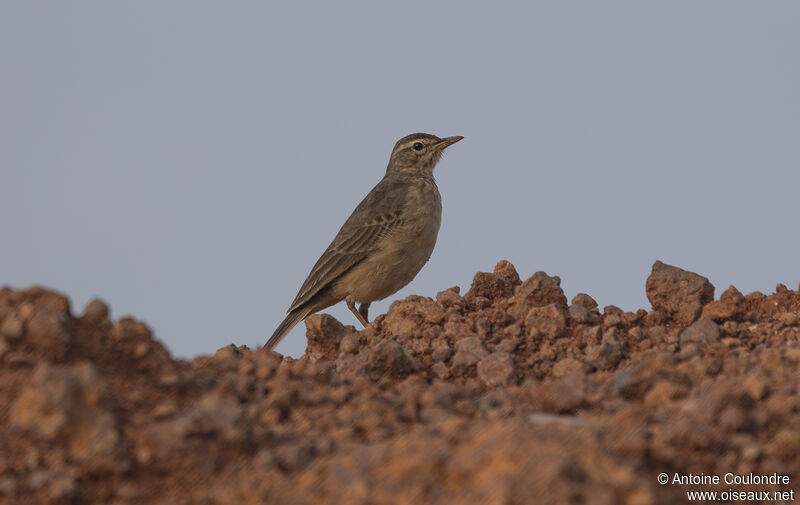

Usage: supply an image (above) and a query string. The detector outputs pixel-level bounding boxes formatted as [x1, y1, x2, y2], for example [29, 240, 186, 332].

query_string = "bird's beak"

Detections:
[434, 136, 464, 151]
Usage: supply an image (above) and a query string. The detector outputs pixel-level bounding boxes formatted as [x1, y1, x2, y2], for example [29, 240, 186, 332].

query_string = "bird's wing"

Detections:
[287, 178, 408, 313]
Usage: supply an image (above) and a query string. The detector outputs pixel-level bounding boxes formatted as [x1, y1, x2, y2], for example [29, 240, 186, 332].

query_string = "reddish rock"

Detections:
[516, 271, 568, 308]
[701, 286, 745, 321]
[476, 352, 515, 387]
[586, 330, 624, 370]
[603, 313, 622, 328]
[0, 262, 798, 504]
[646, 260, 715, 326]
[465, 271, 511, 301]
[383, 295, 444, 337]
[568, 304, 601, 324]
[552, 356, 588, 377]
[10, 362, 129, 475]
[493, 259, 521, 286]
[112, 317, 153, 341]
[571, 293, 599, 312]
[81, 298, 111, 323]
[430, 343, 452, 364]
[771, 429, 800, 461]
[720, 285, 745, 302]
[26, 309, 70, 359]
[169, 390, 247, 442]
[339, 333, 360, 354]
[305, 313, 347, 360]
[0, 314, 23, 340]
[431, 361, 450, 379]
[337, 338, 418, 381]
[495, 336, 520, 353]
[532, 378, 587, 413]
[435, 286, 463, 309]
[366, 339, 418, 380]
[613, 365, 654, 400]
[525, 303, 568, 338]
[24, 286, 71, 316]
[451, 336, 489, 376]
[622, 310, 645, 326]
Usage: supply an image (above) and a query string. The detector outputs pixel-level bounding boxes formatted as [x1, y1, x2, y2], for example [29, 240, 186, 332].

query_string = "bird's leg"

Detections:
[347, 299, 369, 328]
[358, 302, 371, 325]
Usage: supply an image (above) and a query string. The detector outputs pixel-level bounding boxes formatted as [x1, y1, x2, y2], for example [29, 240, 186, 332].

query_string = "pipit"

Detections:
[266, 132, 463, 350]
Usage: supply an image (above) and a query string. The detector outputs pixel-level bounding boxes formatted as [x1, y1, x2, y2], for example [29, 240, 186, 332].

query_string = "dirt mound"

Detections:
[1, 261, 799, 504]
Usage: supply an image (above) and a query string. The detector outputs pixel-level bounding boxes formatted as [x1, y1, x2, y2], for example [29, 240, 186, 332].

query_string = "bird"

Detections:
[266, 132, 463, 350]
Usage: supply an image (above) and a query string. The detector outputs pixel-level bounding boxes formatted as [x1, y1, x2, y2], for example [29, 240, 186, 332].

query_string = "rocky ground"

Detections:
[1, 260, 799, 504]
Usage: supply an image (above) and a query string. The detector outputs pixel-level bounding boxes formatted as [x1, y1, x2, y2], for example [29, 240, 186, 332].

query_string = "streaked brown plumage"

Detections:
[266, 133, 463, 350]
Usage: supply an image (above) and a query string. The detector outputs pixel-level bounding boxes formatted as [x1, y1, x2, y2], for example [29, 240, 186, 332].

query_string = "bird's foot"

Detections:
[358, 302, 371, 326]
[347, 300, 370, 328]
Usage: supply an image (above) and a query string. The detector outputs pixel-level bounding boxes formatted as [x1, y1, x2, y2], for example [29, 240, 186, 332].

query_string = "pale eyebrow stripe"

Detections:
[395, 138, 433, 152]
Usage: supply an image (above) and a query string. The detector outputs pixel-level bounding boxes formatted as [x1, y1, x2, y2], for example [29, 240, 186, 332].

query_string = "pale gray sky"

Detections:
[2, 2, 798, 358]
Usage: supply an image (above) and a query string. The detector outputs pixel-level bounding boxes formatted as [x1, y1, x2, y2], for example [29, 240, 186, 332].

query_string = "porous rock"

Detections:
[11, 362, 129, 475]
[476, 352, 515, 387]
[451, 336, 489, 376]
[516, 271, 568, 308]
[646, 260, 714, 326]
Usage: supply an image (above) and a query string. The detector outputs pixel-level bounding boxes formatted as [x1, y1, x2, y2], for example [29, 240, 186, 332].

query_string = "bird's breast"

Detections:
[342, 179, 442, 303]
[397, 179, 441, 245]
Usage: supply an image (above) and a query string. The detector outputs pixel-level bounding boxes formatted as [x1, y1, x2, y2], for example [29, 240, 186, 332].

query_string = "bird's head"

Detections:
[386, 133, 463, 177]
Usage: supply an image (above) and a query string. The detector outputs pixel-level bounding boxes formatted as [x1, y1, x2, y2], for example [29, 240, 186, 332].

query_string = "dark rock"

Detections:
[680, 318, 721, 347]
[646, 260, 714, 326]
[343, 339, 419, 381]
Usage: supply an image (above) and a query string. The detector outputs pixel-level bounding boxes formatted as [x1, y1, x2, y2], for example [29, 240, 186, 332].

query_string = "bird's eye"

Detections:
[412, 142, 424, 151]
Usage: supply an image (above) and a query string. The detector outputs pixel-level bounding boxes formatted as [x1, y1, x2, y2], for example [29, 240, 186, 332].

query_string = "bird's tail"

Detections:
[266, 308, 310, 350]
